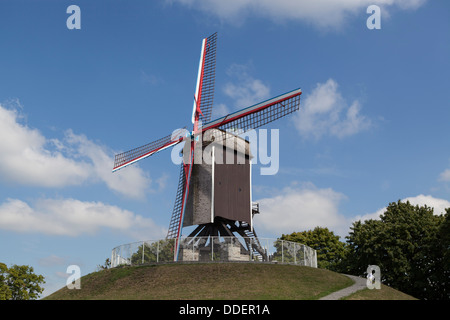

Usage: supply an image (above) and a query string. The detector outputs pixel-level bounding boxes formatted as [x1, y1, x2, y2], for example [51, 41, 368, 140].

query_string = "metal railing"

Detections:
[111, 237, 317, 268]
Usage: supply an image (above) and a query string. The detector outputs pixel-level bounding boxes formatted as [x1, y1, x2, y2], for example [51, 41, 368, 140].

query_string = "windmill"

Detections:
[112, 32, 302, 261]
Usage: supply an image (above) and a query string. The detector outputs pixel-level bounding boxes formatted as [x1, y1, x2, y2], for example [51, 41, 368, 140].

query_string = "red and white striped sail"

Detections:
[203, 87, 302, 134]
[112, 128, 186, 172]
[192, 32, 217, 126]
[171, 33, 217, 258]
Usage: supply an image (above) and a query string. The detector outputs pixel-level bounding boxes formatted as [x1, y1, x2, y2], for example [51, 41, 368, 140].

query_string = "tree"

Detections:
[130, 239, 176, 265]
[346, 200, 449, 300]
[437, 209, 450, 299]
[279, 227, 349, 272]
[0, 264, 45, 300]
[96, 258, 111, 271]
[0, 263, 12, 300]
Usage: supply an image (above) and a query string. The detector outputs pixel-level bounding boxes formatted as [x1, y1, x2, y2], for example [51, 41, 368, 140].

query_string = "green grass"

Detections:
[44, 263, 415, 300]
[343, 284, 418, 300]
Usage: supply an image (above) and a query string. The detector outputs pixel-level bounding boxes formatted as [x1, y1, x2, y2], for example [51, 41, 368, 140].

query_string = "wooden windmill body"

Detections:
[180, 129, 267, 261]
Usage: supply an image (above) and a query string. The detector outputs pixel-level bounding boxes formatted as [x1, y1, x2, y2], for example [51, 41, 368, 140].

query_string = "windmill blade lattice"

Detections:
[167, 163, 186, 239]
[113, 127, 186, 172]
[202, 88, 302, 136]
[197, 32, 217, 125]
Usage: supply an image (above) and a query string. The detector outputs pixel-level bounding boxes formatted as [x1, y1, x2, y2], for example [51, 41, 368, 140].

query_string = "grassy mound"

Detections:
[45, 263, 416, 300]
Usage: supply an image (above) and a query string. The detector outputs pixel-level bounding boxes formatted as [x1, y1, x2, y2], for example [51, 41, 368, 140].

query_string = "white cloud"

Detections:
[354, 194, 450, 223]
[402, 194, 450, 215]
[223, 63, 271, 109]
[0, 105, 90, 187]
[254, 186, 450, 239]
[0, 197, 166, 239]
[211, 103, 230, 119]
[64, 130, 151, 199]
[167, 0, 427, 28]
[140, 70, 163, 86]
[293, 78, 371, 140]
[439, 168, 450, 182]
[255, 183, 349, 236]
[38, 255, 67, 267]
[0, 103, 151, 199]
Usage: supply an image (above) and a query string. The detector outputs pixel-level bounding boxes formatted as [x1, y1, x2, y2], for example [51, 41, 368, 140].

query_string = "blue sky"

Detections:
[1, 0, 449, 297]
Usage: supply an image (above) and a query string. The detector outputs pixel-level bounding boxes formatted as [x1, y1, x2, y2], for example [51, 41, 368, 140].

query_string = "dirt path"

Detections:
[319, 274, 367, 300]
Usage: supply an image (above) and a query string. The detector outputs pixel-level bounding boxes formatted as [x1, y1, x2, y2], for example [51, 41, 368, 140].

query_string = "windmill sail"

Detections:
[166, 164, 186, 239]
[112, 128, 186, 172]
[202, 88, 302, 135]
[168, 33, 217, 249]
[192, 32, 217, 126]
[173, 143, 195, 260]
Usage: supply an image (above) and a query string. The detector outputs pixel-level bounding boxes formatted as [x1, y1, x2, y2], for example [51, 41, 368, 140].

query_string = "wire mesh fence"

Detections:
[111, 237, 317, 268]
